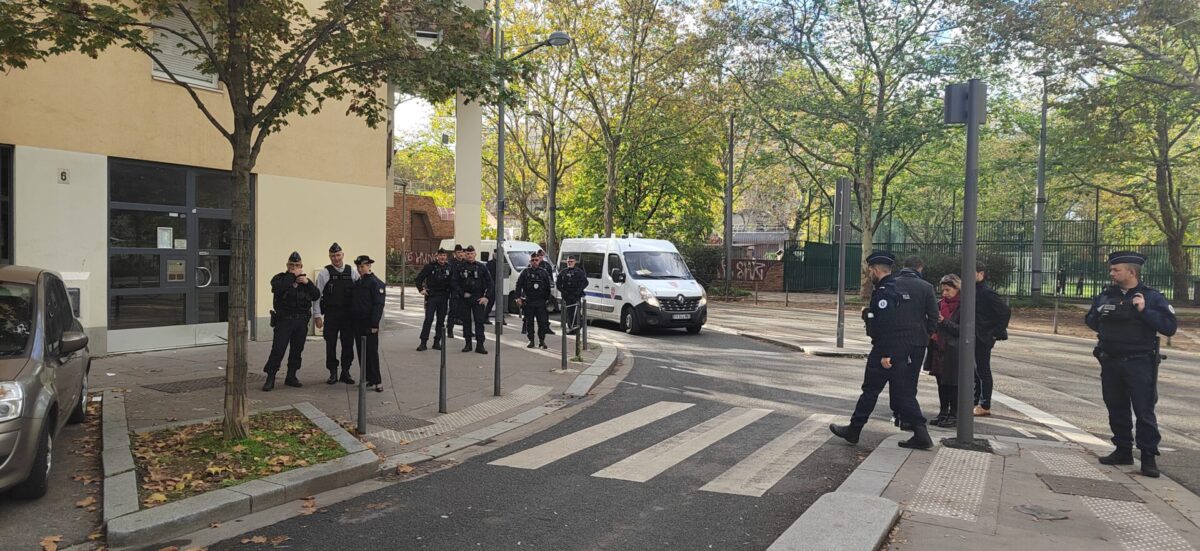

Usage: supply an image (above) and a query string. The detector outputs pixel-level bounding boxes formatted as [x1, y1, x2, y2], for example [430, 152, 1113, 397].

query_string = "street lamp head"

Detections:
[1033, 67, 1053, 78]
[546, 31, 571, 47]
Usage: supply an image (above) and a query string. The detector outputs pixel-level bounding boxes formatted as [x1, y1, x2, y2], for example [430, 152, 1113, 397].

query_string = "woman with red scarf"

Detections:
[924, 274, 962, 427]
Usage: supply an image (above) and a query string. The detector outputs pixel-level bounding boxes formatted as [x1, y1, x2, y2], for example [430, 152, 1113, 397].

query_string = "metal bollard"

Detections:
[560, 300, 568, 371]
[357, 334, 367, 435]
[581, 299, 589, 351]
[439, 313, 448, 414]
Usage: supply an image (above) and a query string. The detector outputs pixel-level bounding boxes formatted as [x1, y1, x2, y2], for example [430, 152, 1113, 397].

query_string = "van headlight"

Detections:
[699, 290, 707, 306]
[639, 286, 660, 308]
[0, 382, 23, 423]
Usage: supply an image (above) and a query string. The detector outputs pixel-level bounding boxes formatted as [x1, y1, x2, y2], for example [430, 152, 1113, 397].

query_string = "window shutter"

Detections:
[151, 11, 219, 89]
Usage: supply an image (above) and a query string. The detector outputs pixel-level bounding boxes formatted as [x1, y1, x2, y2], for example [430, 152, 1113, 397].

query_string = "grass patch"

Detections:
[133, 409, 348, 507]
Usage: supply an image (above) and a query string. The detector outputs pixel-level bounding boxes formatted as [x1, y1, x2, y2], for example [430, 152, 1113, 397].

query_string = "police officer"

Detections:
[314, 242, 358, 385]
[350, 255, 386, 391]
[515, 252, 553, 348]
[415, 248, 452, 351]
[446, 244, 465, 340]
[892, 256, 938, 430]
[262, 251, 321, 391]
[830, 251, 932, 450]
[536, 250, 557, 335]
[1086, 251, 1177, 478]
[452, 245, 493, 354]
[555, 254, 589, 334]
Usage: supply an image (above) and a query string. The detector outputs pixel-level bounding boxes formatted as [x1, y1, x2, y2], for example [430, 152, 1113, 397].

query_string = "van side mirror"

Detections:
[505, 265, 513, 278]
[610, 269, 625, 283]
[60, 331, 89, 355]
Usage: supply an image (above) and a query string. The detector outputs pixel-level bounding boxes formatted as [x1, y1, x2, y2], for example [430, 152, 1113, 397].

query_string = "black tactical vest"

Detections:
[321, 264, 354, 311]
[460, 263, 484, 293]
[1096, 287, 1158, 355]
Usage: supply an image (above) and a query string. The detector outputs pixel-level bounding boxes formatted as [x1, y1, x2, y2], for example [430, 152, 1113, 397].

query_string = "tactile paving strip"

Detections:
[908, 447, 995, 522]
[143, 374, 264, 394]
[371, 385, 551, 444]
[367, 413, 434, 432]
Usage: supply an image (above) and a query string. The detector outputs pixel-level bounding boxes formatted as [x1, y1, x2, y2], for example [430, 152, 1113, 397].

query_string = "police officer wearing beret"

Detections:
[446, 244, 465, 340]
[555, 254, 589, 334]
[415, 248, 452, 351]
[451, 245, 493, 354]
[515, 252, 554, 349]
[262, 252, 321, 391]
[313, 242, 359, 385]
[830, 251, 932, 450]
[1086, 251, 1177, 477]
[351, 255, 386, 391]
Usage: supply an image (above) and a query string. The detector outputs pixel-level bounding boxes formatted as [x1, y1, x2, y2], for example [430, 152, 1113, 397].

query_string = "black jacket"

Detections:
[975, 282, 1011, 344]
[452, 261, 494, 302]
[515, 264, 554, 305]
[895, 268, 938, 345]
[415, 261, 452, 297]
[1085, 282, 1177, 355]
[351, 272, 386, 330]
[556, 266, 589, 301]
[271, 272, 320, 319]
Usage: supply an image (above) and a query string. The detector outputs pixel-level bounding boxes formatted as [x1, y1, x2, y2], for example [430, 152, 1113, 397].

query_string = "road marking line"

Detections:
[992, 391, 1109, 448]
[489, 401, 694, 470]
[593, 407, 773, 483]
[700, 413, 837, 497]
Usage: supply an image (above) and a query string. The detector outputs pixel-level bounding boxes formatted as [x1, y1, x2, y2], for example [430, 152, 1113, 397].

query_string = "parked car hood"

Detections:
[0, 357, 29, 382]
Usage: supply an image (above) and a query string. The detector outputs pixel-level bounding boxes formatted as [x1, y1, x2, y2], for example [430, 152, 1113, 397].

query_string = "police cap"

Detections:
[866, 250, 895, 266]
[454, 244, 464, 252]
[465, 245, 476, 252]
[353, 255, 375, 265]
[1108, 251, 1146, 266]
[329, 242, 342, 253]
[437, 248, 447, 254]
[567, 254, 578, 261]
[288, 251, 302, 263]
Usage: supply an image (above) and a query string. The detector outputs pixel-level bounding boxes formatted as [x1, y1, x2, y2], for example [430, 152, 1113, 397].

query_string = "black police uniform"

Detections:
[831, 251, 930, 450]
[555, 263, 589, 332]
[415, 257, 452, 349]
[318, 245, 356, 384]
[263, 252, 321, 390]
[515, 259, 554, 347]
[351, 256, 386, 389]
[1086, 251, 1177, 476]
[893, 266, 938, 424]
[451, 253, 494, 353]
[446, 247, 464, 338]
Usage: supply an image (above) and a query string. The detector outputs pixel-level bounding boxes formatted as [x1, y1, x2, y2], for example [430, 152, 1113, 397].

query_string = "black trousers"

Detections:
[850, 346, 927, 427]
[353, 324, 381, 385]
[935, 375, 958, 417]
[973, 339, 995, 409]
[264, 317, 308, 376]
[322, 310, 355, 374]
[460, 298, 488, 343]
[525, 301, 550, 341]
[447, 297, 461, 326]
[420, 295, 448, 341]
[1099, 354, 1160, 454]
[894, 346, 927, 418]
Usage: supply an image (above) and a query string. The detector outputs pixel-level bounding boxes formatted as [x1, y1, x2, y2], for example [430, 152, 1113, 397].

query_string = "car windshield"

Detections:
[507, 252, 532, 271]
[623, 252, 692, 280]
[0, 283, 34, 357]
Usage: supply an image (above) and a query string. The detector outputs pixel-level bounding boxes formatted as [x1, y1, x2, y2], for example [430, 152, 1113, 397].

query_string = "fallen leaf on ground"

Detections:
[269, 535, 291, 545]
[367, 503, 389, 510]
[144, 492, 168, 506]
[240, 535, 268, 544]
[76, 496, 97, 507]
[88, 531, 103, 541]
[299, 497, 317, 516]
[210, 522, 222, 528]
[40, 535, 62, 551]
[396, 464, 415, 474]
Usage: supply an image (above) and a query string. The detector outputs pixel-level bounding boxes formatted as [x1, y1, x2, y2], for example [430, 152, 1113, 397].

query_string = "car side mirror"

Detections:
[505, 265, 513, 278]
[611, 269, 625, 283]
[60, 331, 89, 355]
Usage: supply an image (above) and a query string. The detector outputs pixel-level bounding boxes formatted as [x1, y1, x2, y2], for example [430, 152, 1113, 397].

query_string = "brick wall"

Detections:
[721, 259, 785, 292]
[385, 192, 455, 254]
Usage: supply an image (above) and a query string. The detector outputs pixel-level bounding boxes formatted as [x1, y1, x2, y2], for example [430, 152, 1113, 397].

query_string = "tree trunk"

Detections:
[858, 223, 875, 299]
[222, 130, 253, 440]
[604, 147, 618, 237]
[1166, 234, 1190, 300]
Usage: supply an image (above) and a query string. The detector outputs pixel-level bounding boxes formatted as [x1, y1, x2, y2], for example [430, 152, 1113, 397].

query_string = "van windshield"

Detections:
[507, 252, 532, 271]
[623, 252, 692, 280]
[0, 282, 34, 357]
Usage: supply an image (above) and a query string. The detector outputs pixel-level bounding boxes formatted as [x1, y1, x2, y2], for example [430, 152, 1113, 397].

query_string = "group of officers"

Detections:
[829, 249, 1176, 478]
[412, 245, 590, 351]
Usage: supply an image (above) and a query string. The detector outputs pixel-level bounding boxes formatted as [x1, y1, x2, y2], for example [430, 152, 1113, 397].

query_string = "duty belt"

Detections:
[1095, 349, 1156, 362]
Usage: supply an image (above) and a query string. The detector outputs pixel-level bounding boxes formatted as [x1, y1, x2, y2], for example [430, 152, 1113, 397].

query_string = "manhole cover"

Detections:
[1037, 474, 1144, 503]
[368, 413, 434, 432]
[143, 374, 265, 394]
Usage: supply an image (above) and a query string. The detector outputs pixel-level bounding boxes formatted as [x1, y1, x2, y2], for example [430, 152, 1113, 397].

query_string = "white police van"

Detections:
[440, 238, 545, 312]
[556, 237, 707, 334]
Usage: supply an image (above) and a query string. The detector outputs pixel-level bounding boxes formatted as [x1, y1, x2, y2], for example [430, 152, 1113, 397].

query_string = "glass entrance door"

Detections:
[107, 159, 234, 352]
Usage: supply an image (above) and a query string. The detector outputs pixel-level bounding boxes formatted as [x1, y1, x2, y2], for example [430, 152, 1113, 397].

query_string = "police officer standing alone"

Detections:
[515, 252, 553, 349]
[1086, 251, 1177, 477]
[262, 252, 321, 391]
[830, 251, 932, 450]
[351, 255, 386, 392]
[452, 245, 493, 354]
[555, 254, 589, 333]
[415, 249, 452, 351]
[313, 242, 358, 385]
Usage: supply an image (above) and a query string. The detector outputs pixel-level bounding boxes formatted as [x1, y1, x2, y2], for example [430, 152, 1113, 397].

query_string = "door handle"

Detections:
[196, 266, 213, 288]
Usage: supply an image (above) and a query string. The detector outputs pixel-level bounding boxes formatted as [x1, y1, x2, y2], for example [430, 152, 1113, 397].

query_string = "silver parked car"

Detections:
[0, 265, 90, 498]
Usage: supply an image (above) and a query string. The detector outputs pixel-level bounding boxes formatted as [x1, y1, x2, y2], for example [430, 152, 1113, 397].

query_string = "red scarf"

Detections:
[933, 294, 960, 347]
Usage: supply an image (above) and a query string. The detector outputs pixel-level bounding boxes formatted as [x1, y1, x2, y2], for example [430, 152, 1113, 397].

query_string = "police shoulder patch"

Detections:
[878, 299, 888, 309]
[379, 288, 385, 294]
[1168, 305, 1176, 314]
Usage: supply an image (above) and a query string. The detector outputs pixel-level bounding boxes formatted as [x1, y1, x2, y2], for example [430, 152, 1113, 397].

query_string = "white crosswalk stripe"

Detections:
[593, 407, 772, 483]
[700, 413, 836, 497]
[489, 401, 695, 470]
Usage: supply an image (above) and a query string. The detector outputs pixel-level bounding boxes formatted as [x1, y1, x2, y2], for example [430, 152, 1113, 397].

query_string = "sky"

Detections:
[395, 97, 435, 137]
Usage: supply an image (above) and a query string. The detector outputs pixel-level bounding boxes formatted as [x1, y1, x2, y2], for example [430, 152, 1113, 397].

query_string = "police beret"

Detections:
[329, 242, 342, 253]
[1108, 251, 1146, 265]
[866, 250, 895, 266]
[288, 251, 302, 263]
[454, 244, 464, 252]
[353, 254, 375, 265]
[465, 245, 476, 252]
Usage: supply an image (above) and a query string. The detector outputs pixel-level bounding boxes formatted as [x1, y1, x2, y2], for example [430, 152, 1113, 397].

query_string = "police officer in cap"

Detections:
[1086, 251, 1177, 477]
[415, 248, 452, 351]
[451, 245, 493, 354]
[314, 242, 358, 385]
[830, 251, 932, 450]
[555, 254, 589, 334]
[447, 244, 465, 340]
[351, 255, 386, 391]
[262, 251, 321, 391]
[515, 252, 554, 348]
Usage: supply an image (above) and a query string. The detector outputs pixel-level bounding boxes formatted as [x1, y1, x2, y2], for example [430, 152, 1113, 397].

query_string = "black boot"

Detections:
[1099, 447, 1134, 466]
[930, 411, 947, 426]
[1140, 451, 1160, 478]
[262, 374, 276, 392]
[447, 325, 454, 340]
[339, 371, 355, 385]
[539, 340, 548, 349]
[462, 342, 474, 352]
[526, 340, 535, 348]
[326, 370, 338, 385]
[285, 374, 303, 388]
[432, 338, 443, 350]
[899, 423, 933, 450]
[475, 342, 488, 355]
[937, 415, 957, 428]
[829, 424, 862, 444]
[416, 341, 428, 352]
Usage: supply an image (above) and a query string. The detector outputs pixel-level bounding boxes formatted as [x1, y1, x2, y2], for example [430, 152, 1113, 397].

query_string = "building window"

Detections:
[150, 9, 220, 90]
[1, 145, 12, 266]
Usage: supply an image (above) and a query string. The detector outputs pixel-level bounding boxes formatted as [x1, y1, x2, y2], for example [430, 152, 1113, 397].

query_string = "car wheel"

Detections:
[68, 368, 88, 424]
[622, 306, 642, 335]
[9, 422, 51, 499]
[686, 324, 702, 335]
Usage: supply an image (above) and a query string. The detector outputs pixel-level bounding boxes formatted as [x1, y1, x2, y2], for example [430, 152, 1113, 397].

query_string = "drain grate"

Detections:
[143, 374, 265, 394]
[1038, 474, 1144, 503]
[368, 413, 434, 432]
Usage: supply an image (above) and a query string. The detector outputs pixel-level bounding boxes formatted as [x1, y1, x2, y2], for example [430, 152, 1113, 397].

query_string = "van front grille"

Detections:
[659, 298, 700, 312]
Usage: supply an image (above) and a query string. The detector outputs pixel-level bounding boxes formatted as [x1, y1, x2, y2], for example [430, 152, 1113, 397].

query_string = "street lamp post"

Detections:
[1031, 67, 1052, 298]
[492, 24, 571, 396]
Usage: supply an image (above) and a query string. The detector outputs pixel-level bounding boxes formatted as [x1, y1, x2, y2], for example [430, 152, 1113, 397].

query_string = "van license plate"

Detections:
[671, 314, 691, 320]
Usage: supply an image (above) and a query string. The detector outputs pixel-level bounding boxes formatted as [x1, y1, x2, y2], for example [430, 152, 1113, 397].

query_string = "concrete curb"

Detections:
[104, 402, 378, 550]
[101, 391, 139, 523]
[708, 324, 870, 358]
[564, 344, 619, 397]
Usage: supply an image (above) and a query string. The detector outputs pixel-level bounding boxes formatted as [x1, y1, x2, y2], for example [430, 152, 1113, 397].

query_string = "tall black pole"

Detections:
[724, 112, 734, 289]
[835, 177, 849, 348]
[956, 79, 985, 445]
[1031, 69, 1051, 298]
[493, 14, 506, 398]
[547, 119, 558, 263]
